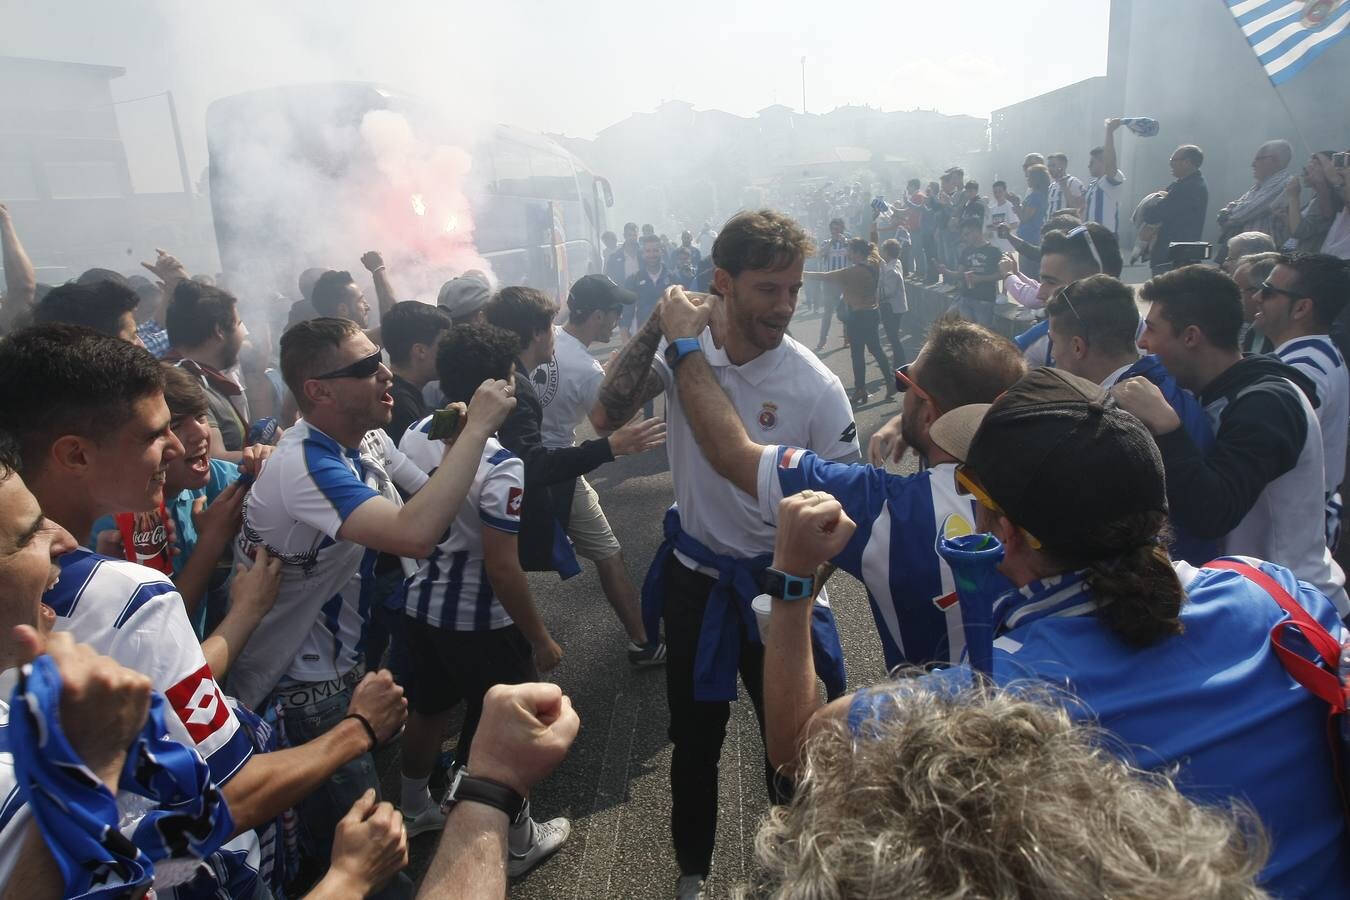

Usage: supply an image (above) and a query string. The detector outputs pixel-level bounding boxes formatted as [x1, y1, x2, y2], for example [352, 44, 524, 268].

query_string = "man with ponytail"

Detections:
[758, 367, 1350, 899]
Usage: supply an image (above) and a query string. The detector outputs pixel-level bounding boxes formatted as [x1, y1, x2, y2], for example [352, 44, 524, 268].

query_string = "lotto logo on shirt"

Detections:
[507, 487, 524, 517]
[165, 665, 231, 744]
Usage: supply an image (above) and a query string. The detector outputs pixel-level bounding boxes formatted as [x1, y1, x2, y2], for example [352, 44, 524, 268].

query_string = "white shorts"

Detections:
[566, 476, 621, 562]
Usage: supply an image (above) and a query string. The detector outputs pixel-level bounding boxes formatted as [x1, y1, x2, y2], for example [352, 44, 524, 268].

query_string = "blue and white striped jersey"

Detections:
[41, 549, 261, 899]
[232, 420, 428, 707]
[1081, 170, 1125, 233]
[757, 445, 997, 669]
[1275, 335, 1348, 497]
[400, 421, 524, 631]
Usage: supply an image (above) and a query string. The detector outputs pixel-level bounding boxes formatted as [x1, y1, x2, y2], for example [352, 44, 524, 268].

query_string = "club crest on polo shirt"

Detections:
[758, 402, 778, 430]
[508, 486, 524, 516]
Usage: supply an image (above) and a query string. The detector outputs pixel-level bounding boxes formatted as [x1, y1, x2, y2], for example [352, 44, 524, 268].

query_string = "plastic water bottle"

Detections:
[1120, 117, 1159, 138]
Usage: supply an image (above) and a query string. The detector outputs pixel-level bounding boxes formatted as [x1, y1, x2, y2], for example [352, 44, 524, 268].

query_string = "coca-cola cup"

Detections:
[113, 503, 174, 575]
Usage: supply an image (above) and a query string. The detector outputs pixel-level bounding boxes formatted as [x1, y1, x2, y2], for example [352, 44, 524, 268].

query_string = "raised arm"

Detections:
[660, 288, 763, 496]
[361, 251, 397, 318]
[1103, 119, 1122, 182]
[340, 382, 515, 558]
[761, 492, 858, 773]
[590, 310, 666, 433]
[0, 204, 37, 330]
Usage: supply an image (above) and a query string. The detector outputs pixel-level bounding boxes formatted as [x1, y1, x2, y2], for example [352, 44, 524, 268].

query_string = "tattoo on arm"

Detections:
[596, 315, 666, 429]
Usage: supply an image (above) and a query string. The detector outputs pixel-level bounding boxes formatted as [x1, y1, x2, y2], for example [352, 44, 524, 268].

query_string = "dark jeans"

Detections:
[663, 556, 791, 878]
[879, 305, 906, 367]
[815, 287, 844, 346]
[277, 674, 412, 900]
[845, 307, 890, 396]
[363, 567, 410, 684]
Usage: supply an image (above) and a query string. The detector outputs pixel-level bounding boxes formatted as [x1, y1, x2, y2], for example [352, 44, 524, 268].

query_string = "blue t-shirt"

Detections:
[1017, 189, 1048, 242]
[849, 560, 1350, 898]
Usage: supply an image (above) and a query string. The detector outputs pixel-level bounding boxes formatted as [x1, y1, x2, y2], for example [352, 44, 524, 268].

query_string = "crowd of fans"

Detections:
[0, 110, 1347, 900]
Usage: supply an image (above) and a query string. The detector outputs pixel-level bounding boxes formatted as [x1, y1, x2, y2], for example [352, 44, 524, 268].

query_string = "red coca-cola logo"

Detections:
[131, 512, 167, 557]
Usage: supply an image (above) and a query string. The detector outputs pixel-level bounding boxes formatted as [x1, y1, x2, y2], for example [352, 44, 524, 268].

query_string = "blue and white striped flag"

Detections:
[1225, 0, 1350, 85]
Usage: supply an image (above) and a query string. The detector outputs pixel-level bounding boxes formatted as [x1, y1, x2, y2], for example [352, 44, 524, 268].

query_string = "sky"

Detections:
[3, 0, 1111, 192]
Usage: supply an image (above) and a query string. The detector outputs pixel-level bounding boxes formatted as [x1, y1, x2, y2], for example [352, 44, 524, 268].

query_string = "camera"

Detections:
[1167, 242, 1212, 265]
[1334, 152, 1350, 169]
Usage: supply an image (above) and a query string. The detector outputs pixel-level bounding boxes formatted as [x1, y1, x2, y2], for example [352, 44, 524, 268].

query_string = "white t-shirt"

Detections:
[534, 327, 606, 449]
[983, 199, 1020, 253]
[697, 230, 717, 259]
[654, 329, 859, 562]
[232, 420, 428, 707]
[1082, 170, 1126, 233]
[399, 426, 524, 631]
[1323, 208, 1350, 260]
[1275, 335, 1349, 498]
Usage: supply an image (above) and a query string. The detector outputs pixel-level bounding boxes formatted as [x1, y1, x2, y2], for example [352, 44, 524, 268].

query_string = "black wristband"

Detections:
[343, 712, 378, 753]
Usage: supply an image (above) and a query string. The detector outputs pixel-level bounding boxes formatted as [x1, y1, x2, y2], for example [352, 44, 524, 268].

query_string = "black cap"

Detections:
[965, 368, 1167, 558]
[568, 274, 635, 310]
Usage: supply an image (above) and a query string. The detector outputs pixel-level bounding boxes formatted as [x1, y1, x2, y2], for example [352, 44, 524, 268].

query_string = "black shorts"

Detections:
[402, 617, 536, 715]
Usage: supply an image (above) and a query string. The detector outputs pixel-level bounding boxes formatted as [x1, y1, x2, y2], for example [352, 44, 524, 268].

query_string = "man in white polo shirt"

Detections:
[590, 210, 858, 900]
[232, 317, 516, 885]
[1255, 253, 1350, 548]
[656, 310, 1025, 672]
[1081, 119, 1128, 234]
[533, 273, 663, 664]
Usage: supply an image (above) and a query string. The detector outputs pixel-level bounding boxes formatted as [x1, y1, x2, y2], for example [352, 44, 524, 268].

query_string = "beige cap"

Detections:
[929, 403, 992, 461]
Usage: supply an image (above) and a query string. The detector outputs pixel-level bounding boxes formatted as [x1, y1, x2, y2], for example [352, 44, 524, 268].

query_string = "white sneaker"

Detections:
[403, 802, 446, 839]
[675, 874, 706, 900]
[507, 816, 570, 877]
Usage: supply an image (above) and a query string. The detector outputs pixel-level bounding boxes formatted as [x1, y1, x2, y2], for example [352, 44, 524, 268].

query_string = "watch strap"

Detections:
[762, 566, 815, 601]
[447, 769, 527, 820]
[666, 336, 703, 367]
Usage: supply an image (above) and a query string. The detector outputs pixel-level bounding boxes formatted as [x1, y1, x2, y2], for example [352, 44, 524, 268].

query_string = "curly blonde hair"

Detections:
[744, 682, 1269, 900]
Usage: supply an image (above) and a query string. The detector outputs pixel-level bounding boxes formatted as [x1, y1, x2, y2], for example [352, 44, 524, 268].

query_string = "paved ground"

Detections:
[373, 300, 915, 899]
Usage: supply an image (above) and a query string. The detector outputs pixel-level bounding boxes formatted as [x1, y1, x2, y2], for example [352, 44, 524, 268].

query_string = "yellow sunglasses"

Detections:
[955, 464, 1042, 550]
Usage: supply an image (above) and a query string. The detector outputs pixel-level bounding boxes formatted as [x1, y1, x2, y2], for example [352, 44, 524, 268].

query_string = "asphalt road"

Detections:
[376, 302, 915, 899]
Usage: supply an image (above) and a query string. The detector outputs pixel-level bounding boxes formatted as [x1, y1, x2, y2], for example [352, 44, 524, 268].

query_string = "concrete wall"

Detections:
[1115, 0, 1350, 244]
[990, 77, 1112, 189]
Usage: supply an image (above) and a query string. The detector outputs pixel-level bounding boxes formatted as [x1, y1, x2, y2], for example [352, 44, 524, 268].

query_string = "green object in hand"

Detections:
[427, 407, 462, 441]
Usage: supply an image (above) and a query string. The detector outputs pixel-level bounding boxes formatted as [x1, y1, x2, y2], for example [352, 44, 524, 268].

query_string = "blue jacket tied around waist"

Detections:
[642, 507, 848, 702]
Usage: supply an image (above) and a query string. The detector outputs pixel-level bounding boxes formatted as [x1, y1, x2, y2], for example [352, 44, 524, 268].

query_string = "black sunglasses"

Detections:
[312, 349, 383, 381]
[1258, 281, 1306, 302]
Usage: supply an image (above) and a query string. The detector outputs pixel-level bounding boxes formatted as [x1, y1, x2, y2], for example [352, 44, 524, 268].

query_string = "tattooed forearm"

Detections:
[593, 313, 666, 431]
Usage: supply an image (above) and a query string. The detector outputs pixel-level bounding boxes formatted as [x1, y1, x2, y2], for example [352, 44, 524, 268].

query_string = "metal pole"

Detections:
[164, 90, 193, 195]
[801, 56, 807, 114]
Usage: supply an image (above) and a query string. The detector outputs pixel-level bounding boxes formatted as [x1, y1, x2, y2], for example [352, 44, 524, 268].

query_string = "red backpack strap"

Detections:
[1208, 559, 1346, 712]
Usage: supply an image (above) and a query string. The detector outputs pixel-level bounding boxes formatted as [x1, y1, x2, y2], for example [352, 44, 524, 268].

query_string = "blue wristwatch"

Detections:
[761, 567, 815, 601]
[664, 337, 703, 368]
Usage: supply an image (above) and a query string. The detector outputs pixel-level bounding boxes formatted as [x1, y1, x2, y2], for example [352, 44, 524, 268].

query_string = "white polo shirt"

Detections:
[232, 420, 428, 707]
[400, 424, 524, 631]
[1275, 335, 1349, 498]
[655, 329, 858, 563]
[534, 327, 606, 449]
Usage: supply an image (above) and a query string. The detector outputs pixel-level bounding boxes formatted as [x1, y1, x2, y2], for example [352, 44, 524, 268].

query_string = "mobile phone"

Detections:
[1335, 152, 1350, 169]
[427, 407, 463, 441]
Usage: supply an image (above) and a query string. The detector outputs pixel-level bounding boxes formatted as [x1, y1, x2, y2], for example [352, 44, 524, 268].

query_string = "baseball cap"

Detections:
[962, 368, 1167, 557]
[929, 403, 991, 461]
[437, 272, 492, 319]
[568, 274, 636, 310]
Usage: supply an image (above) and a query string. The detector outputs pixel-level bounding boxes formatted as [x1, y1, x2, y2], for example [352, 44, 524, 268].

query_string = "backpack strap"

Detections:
[1208, 559, 1345, 711]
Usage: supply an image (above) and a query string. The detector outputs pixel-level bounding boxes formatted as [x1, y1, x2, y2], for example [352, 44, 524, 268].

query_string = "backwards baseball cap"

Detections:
[437, 272, 492, 320]
[960, 368, 1167, 558]
[567, 274, 635, 310]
